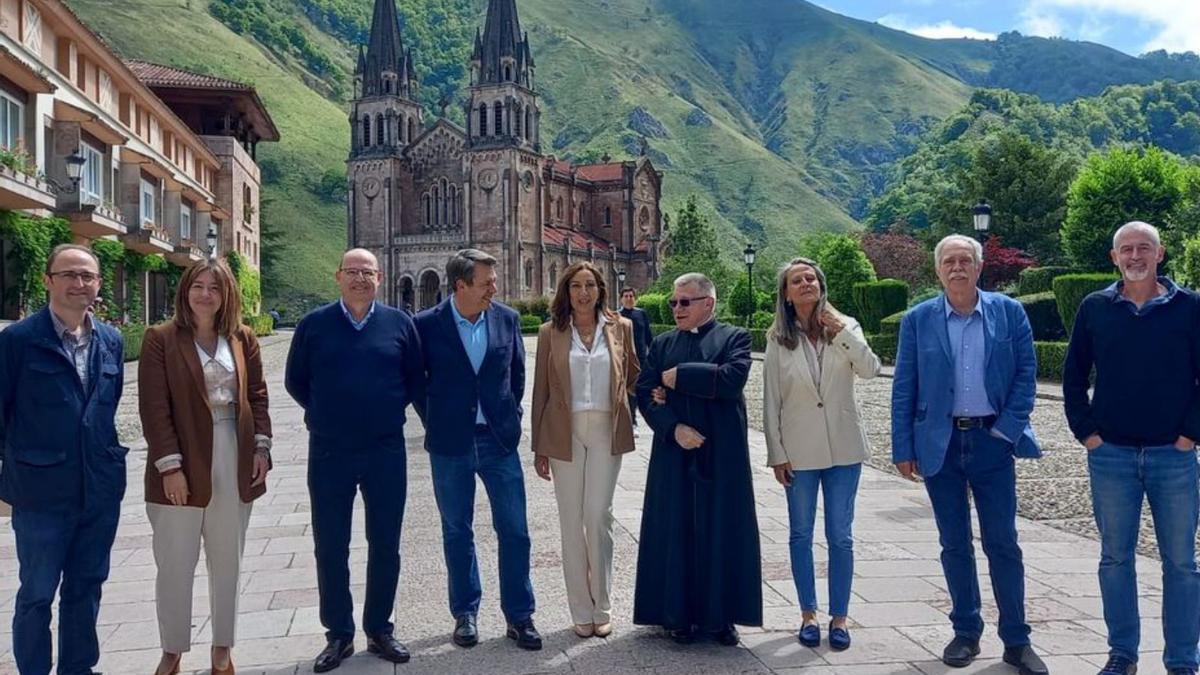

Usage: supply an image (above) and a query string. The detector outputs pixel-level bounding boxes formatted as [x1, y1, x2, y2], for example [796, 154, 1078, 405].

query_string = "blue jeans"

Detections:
[1087, 442, 1200, 670]
[784, 463, 862, 618]
[429, 429, 535, 623]
[924, 428, 1030, 647]
[11, 501, 121, 675]
[307, 438, 408, 641]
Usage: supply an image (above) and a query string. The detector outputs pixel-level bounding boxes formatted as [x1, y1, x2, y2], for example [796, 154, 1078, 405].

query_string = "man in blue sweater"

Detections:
[285, 248, 425, 672]
[1063, 221, 1200, 675]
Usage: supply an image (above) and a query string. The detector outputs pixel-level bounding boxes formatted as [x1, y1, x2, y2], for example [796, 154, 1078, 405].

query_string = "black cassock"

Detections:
[632, 320, 763, 631]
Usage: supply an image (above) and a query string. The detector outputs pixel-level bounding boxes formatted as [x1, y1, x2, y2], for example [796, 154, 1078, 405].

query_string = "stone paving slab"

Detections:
[0, 335, 1183, 674]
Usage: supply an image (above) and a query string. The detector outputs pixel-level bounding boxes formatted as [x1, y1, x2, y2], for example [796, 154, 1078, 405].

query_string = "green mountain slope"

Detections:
[64, 0, 1200, 312]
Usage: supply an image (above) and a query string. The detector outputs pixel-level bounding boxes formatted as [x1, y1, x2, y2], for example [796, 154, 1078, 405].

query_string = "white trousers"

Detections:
[147, 412, 252, 652]
[550, 410, 623, 625]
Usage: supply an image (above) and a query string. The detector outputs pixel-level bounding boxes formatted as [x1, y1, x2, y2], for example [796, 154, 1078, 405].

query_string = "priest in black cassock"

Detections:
[633, 272, 763, 646]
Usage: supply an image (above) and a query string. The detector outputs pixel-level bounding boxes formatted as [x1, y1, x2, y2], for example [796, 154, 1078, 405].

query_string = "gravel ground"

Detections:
[744, 358, 1200, 560]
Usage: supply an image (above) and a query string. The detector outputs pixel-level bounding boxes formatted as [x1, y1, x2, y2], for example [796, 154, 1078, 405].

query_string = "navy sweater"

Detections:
[1063, 280, 1200, 446]
[284, 302, 425, 444]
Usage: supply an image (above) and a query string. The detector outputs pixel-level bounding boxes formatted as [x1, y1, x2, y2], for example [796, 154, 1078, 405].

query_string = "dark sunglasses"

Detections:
[668, 295, 710, 308]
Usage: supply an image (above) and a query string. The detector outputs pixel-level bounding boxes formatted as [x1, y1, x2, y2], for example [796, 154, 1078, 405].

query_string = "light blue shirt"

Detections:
[450, 294, 488, 424]
[945, 295, 996, 419]
[1109, 277, 1178, 316]
[340, 299, 376, 331]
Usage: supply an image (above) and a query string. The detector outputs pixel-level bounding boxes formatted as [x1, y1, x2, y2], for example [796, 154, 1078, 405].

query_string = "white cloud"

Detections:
[877, 14, 997, 41]
[1019, 8, 1064, 37]
[1022, 0, 1200, 53]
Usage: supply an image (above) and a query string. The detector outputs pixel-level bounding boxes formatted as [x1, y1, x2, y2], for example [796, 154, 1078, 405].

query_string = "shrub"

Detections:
[650, 323, 674, 337]
[859, 232, 933, 288]
[815, 234, 877, 316]
[852, 279, 908, 333]
[867, 333, 897, 365]
[879, 310, 906, 338]
[120, 323, 146, 361]
[1016, 292, 1065, 341]
[728, 274, 756, 319]
[519, 314, 542, 333]
[637, 293, 669, 324]
[981, 236, 1036, 290]
[244, 314, 274, 336]
[910, 287, 941, 307]
[1174, 233, 1200, 290]
[1035, 341, 1069, 381]
[1018, 266, 1075, 295]
[748, 328, 767, 352]
[751, 310, 773, 329]
[1053, 273, 1119, 332]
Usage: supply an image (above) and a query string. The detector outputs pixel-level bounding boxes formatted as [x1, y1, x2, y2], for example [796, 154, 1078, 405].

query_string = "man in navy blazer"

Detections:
[0, 245, 127, 675]
[891, 235, 1047, 675]
[412, 248, 541, 651]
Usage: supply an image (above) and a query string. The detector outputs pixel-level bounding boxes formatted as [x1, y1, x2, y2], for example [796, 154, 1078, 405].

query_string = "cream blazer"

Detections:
[763, 318, 881, 470]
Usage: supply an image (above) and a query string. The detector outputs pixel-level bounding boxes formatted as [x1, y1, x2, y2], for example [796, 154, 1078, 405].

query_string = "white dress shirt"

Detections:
[197, 336, 237, 407]
[569, 314, 612, 413]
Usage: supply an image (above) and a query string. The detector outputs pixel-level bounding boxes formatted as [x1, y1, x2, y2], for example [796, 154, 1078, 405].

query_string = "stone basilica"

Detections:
[346, 0, 664, 310]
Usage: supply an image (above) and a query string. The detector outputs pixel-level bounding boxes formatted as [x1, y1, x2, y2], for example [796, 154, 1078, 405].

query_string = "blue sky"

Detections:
[809, 0, 1199, 57]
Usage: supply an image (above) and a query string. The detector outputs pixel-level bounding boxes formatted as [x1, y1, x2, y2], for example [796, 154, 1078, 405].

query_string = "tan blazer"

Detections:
[763, 317, 880, 471]
[138, 322, 272, 507]
[531, 315, 640, 460]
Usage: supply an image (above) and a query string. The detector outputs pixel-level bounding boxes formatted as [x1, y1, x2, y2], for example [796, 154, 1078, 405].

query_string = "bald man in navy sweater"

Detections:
[285, 249, 424, 672]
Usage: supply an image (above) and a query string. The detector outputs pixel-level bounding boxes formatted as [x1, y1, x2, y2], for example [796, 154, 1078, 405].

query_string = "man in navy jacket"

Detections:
[413, 248, 541, 651]
[891, 235, 1047, 675]
[0, 245, 126, 675]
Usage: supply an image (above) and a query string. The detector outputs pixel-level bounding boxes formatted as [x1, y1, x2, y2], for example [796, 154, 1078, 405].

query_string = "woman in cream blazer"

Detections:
[531, 261, 639, 639]
[763, 256, 880, 652]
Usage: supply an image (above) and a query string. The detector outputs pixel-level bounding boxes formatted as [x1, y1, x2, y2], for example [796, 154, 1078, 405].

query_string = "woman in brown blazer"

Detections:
[531, 261, 639, 639]
[138, 258, 272, 675]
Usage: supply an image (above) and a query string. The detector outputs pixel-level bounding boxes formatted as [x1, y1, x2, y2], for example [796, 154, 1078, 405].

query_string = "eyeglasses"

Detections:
[668, 295, 711, 308]
[48, 271, 100, 284]
[340, 268, 378, 280]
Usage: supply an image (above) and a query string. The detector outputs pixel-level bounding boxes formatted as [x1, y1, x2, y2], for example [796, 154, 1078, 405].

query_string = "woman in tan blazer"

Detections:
[139, 258, 272, 675]
[531, 261, 639, 639]
[763, 257, 880, 653]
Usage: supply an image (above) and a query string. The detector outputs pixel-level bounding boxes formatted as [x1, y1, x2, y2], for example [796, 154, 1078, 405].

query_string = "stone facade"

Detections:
[347, 0, 663, 310]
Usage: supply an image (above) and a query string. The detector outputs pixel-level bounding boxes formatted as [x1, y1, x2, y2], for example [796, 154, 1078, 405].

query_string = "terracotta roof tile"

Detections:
[124, 59, 252, 91]
[576, 163, 625, 181]
[543, 226, 611, 251]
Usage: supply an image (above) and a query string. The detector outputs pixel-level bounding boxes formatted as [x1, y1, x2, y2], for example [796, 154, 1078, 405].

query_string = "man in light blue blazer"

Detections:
[891, 235, 1047, 675]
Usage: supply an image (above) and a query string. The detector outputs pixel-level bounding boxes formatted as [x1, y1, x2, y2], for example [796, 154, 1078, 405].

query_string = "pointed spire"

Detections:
[356, 44, 367, 75]
[477, 0, 532, 86]
[362, 0, 414, 97]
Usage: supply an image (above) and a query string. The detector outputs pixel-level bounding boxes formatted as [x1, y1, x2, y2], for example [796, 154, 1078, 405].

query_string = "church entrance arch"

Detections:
[419, 269, 441, 309]
[399, 275, 415, 312]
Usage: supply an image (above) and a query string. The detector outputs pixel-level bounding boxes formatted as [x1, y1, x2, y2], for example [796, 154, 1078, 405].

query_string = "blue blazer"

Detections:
[891, 291, 1040, 477]
[0, 308, 127, 511]
[413, 298, 525, 455]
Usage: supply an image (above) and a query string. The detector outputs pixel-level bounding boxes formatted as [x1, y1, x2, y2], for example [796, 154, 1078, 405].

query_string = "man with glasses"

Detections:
[632, 273, 762, 645]
[0, 244, 126, 675]
[285, 248, 425, 671]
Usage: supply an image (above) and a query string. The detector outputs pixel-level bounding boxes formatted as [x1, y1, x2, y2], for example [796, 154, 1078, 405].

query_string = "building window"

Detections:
[448, 185, 458, 224]
[408, 117, 415, 142]
[180, 200, 194, 241]
[423, 193, 431, 225]
[362, 115, 371, 147]
[549, 264, 557, 288]
[524, 259, 533, 288]
[493, 102, 503, 136]
[80, 143, 104, 204]
[0, 92, 23, 151]
[243, 185, 254, 223]
[525, 108, 532, 141]
[577, 203, 585, 226]
[140, 178, 157, 227]
[478, 104, 487, 137]
[376, 114, 385, 146]
[556, 197, 563, 219]
[504, 65, 512, 82]
[604, 206, 612, 226]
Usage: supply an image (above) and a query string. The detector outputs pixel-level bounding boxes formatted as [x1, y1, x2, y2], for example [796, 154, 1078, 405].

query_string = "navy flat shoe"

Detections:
[829, 623, 851, 651]
[798, 622, 820, 647]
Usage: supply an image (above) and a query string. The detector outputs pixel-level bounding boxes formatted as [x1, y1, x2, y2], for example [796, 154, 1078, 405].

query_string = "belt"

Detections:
[953, 415, 996, 431]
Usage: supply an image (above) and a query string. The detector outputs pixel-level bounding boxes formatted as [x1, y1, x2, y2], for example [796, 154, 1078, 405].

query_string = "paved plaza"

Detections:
[0, 333, 1183, 674]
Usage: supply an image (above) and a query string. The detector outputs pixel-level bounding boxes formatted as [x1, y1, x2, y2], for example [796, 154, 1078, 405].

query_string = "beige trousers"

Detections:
[147, 411, 252, 652]
[550, 410, 623, 625]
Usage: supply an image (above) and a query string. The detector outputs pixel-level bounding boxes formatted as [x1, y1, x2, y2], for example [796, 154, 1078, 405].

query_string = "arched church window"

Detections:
[440, 178, 449, 225]
[505, 65, 513, 82]
[399, 114, 405, 143]
[376, 115, 385, 146]
[448, 185, 458, 224]
[432, 184, 441, 225]
[493, 102, 503, 136]
[478, 104, 488, 137]
[515, 103, 522, 138]
[423, 193, 431, 226]
[556, 197, 563, 219]
[408, 117, 415, 142]
[524, 259, 533, 288]
[604, 206, 612, 226]
[362, 115, 371, 147]
[549, 264, 558, 287]
[525, 108, 532, 141]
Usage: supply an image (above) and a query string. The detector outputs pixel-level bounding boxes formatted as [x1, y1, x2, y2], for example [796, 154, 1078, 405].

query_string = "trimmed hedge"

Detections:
[1018, 266, 1075, 295]
[1053, 273, 1118, 332]
[879, 310, 906, 338]
[1035, 341, 1069, 381]
[519, 314, 542, 334]
[120, 324, 146, 362]
[852, 279, 908, 333]
[867, 333, 897, 365]
[245, 314, 274, 337]
[1016, 292, 1065, 341]
[637, 293, 670, 324]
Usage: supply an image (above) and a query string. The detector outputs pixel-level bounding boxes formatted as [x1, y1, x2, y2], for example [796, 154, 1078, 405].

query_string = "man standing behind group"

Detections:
[413, 249, 542, 651]
[285, 248, 424, 672]
[633, 273, 762, 646]
[0, 244, 126, 675]
[1064, 221, 1200, 675]
[891, 235, 1047, 675]
[618, 287, 652, 430]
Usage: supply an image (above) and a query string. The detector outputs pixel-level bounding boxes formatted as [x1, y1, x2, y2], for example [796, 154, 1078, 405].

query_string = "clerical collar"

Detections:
[689, 318, 716, 335]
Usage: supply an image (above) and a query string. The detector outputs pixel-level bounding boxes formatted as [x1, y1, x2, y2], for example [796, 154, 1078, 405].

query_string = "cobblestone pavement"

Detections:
[0, 334, 1187, 674]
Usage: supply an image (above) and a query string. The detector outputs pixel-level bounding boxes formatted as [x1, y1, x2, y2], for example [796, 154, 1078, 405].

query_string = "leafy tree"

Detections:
[814, 235, 876, 316]
[656, 196, 733, 293]
[314, 169, 347, 204]
[727, 274, 755, 321]
[981, 236, 1037, 290]
[859, 232, 934, 289]
[1062, 147, 1187, 271]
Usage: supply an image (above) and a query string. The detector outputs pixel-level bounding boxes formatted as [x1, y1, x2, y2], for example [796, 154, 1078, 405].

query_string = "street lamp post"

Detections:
[972, 199, 991, 244]
[47, 150, 86, 194]
[743, 243, 757, 325]
[206, 223, 218, 258]
[616, 268, 626, 309]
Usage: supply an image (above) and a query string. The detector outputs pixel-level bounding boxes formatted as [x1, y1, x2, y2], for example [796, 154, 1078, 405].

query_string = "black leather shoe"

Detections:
[1097, 655, 1137, 674]
[313, 638, 354, 673]
[670, 626, 696, 644]
[506, 619, 543, 650]
[942, 636, 981, 668]
[453, 615, 478, 648]
[1003, 645, 1048, 675]
[367, 633, 411, 664]
[712, 625, 739, 647]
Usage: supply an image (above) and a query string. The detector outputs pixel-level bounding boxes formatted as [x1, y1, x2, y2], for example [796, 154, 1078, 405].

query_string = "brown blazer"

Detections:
[531, 314, 640, 460]
[138, 322, 272, 507]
